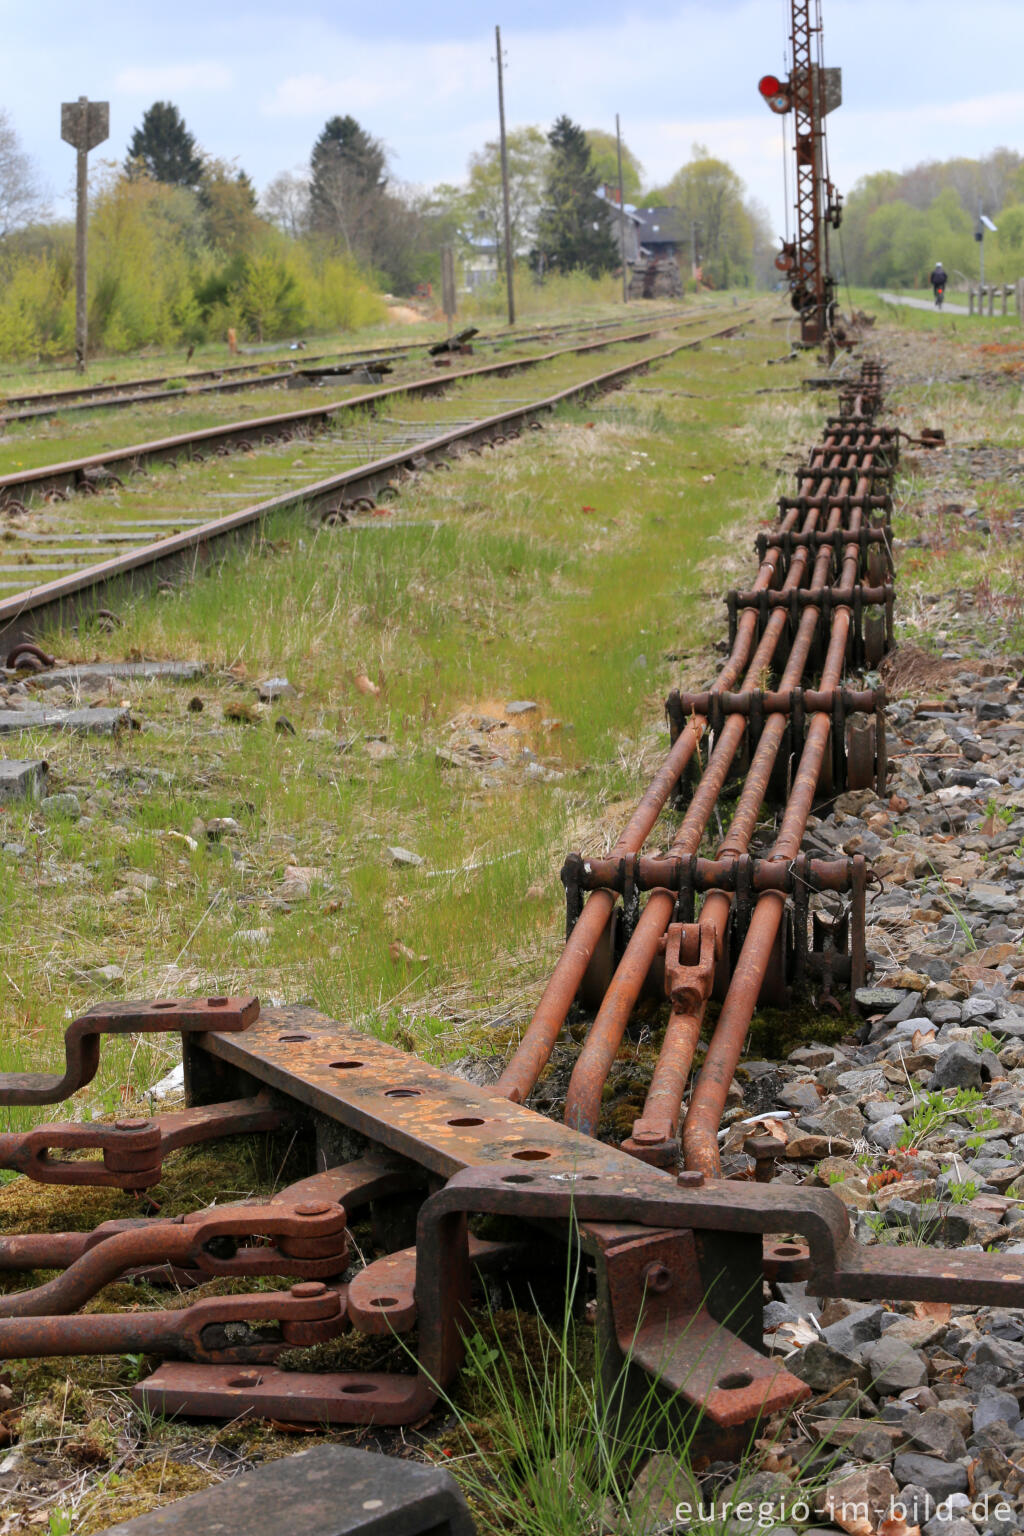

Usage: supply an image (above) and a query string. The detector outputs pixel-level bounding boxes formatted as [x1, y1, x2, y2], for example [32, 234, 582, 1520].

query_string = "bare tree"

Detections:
[0, 110, 48, 238]
[261, 170, 310, 239]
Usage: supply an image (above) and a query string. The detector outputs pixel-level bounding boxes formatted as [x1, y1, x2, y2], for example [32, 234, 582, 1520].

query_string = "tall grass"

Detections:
[462, 267, 625, 322]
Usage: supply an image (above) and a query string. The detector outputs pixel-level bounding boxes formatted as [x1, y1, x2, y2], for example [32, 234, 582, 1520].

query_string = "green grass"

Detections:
[0, 305, 805, 1134]
[0, 292, 700, 401]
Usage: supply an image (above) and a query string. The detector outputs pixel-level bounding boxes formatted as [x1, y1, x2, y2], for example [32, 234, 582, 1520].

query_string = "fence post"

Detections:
[989, 285, 996, 316]
[969, 285, 975, 315]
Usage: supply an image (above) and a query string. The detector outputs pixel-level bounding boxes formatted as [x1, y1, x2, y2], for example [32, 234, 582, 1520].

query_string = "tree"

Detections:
[584, 129, 644, 203]
[648, 146, 755, 288]
[309, 115, 387, 236]
[460, 126, 547, 269]
[535, 115, 617, 277]
[262, 170, 310, 239]
[125, 102, 203, 189]
[199, 159, 262, 256]
[0, 109, 48, 239]
[232, 249, 305, 341]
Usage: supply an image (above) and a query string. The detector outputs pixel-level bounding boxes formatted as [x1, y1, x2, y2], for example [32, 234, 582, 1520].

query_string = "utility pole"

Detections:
[61, 96, 109, 373]
[615, 113, 628, 305]
[495, 25, 515, 326]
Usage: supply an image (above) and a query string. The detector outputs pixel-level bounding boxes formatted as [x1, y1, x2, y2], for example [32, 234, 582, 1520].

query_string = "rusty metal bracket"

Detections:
[0, 1200, 350, 1322]
[0, 995, 259, 1106]
[0, 1094, 288, 1189]
[0, 1281, 347, 1365]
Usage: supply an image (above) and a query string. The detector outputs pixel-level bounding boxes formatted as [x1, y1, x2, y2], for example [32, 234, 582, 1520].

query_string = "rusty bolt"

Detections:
[676, 1171, 704, 1188]
[632, 1129, 665, 1146]
[744, 1134, 783, 1182]
[295, 1202, 331, 1217]
[115, 1118, 151, 1132]
[291, 1282, 327, 1299]
[643, 1263, 673, 1294]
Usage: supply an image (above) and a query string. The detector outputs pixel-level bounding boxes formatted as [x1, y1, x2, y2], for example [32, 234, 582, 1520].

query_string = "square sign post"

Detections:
[61, 97, 109, 372]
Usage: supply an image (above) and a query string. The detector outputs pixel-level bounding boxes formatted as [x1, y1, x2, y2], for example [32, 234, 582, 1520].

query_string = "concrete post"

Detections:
[60, 97, 109, 374]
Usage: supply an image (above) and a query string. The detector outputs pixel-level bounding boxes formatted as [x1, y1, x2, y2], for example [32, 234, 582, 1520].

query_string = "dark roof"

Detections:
[635, 206, 687, 244]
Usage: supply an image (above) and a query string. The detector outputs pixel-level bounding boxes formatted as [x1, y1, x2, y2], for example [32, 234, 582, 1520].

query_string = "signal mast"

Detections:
[757, 0, 842, 346]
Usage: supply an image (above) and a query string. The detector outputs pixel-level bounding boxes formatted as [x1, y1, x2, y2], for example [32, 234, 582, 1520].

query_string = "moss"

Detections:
[745, 1001, 853, 1061]
[75, 1461, 217, 1535]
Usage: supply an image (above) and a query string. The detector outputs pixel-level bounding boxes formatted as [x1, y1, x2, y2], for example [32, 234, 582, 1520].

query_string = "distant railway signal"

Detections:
[758, 3, 843, 350]
[758, 74, 792, 113]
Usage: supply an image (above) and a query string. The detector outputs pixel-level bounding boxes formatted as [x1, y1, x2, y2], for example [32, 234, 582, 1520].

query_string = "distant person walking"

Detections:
[929, 261, 947, 309]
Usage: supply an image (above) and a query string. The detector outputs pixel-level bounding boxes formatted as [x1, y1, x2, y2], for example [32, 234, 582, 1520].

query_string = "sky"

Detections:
[3, 0, 1023, 239]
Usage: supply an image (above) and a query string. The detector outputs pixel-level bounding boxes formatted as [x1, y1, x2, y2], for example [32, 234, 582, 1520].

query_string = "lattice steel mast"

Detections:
[758, 0, 842, 345]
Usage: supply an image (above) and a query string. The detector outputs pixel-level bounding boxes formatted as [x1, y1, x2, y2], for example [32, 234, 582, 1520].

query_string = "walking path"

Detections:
[877, 290, 971, 315]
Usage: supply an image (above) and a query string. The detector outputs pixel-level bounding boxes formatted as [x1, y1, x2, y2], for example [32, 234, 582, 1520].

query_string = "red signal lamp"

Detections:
[758, 74, 792, 113]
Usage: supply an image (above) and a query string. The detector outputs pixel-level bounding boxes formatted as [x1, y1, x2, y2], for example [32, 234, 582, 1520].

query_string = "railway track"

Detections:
[0, 310, 739, 503]
[0, 306, 691, 422]
[0, 310, 755, 649]
[2, 342, 1023, 1466]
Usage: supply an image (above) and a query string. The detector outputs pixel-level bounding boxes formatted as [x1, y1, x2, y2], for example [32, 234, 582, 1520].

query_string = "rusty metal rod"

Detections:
[562, 501, 841, 1135]
[628, 501, 869, 1157]
[495, 498, 808, 1106]
[683, 545, 861, 1176]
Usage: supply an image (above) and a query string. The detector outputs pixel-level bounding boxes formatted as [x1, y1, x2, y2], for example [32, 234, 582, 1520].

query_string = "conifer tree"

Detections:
[309, 115, 387, 233]
[125, 102, 203, 189]
[535, 115, 617, 277]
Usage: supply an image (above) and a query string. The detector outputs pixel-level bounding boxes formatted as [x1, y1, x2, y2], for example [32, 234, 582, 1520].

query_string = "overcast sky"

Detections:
[4, 0, 1022, 238]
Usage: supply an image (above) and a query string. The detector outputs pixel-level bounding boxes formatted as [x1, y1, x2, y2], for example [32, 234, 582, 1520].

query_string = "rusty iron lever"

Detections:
[0, 1199, 350, 1321]
[0, 1094, 289, 1189]
[0, 996, 259, 1106]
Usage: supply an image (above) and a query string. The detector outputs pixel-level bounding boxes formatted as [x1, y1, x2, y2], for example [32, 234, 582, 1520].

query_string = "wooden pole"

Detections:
[615, 114, 628, 305]
[495, 26, 515, 326]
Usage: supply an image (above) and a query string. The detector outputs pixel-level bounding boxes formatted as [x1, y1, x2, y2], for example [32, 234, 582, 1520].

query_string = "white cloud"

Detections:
[263, 41, 485, 119]
[115, 62, 233, 94]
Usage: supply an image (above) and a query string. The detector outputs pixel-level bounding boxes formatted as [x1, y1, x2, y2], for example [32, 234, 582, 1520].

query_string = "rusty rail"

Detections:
[0, 317, 752, 655]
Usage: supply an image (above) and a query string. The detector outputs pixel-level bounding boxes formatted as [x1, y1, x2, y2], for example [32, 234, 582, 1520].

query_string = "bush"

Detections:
[0, 250, 74, 359]
[0, 169, 387, 361]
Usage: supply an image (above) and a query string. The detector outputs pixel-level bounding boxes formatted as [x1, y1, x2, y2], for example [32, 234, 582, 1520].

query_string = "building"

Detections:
[634, 206, 689, 263]
[596, 187, 643, 265]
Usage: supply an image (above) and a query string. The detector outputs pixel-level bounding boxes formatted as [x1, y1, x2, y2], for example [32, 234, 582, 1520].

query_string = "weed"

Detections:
[897, 1087, 986, 1150]
[926, 860, 977, 951]
[945, 1178, 979, 1204]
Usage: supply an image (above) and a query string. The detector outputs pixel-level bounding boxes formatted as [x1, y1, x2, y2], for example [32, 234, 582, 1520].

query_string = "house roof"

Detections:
[595, 187, 643, 224]
[635, 206, 687, 244]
